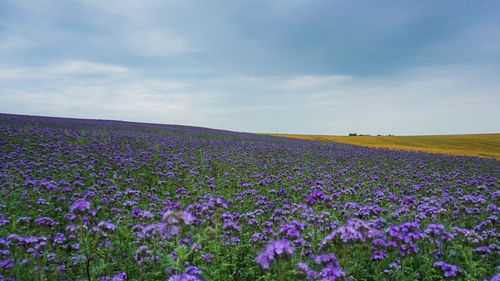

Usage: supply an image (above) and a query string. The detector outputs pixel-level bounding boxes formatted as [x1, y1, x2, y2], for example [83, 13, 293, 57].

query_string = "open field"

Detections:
[271, 134, 500, 159]
[0, 114, 499, 280]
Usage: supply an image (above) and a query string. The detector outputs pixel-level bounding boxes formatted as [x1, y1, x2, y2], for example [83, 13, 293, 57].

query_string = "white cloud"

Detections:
[0, 60, 129, 80]
[142, 80, 190, 90]
[74, 0, 195, 57]
[124, 29, 195, 57]
[0, 59, 202, 125]
[51, 61, 128, 75]
[0, 60, 498, 135]
[0, 35, 31, 51]
[77, 0, 169, 18]
[280, 75, 352, 90]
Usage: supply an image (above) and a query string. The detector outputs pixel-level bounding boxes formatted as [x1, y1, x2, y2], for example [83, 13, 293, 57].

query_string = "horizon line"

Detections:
[1, 111, 498, 137]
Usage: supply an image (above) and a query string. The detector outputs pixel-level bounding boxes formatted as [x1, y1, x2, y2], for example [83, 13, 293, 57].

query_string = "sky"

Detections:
[0, 0, 499, 135]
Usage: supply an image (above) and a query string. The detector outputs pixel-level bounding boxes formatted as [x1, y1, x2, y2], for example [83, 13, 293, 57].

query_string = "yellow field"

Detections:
[271, 133, 500, 159]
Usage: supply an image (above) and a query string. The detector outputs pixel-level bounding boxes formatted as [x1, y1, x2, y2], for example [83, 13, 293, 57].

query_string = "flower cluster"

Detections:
[298, 253, 345, 281]
[387, 221, 425, 256]
[255, 239, 294, 269]
[434, 261, 460, 278]
[157, 209, 195, 239]
[321, 218, 382, 246]
[70, 199, 91, 215]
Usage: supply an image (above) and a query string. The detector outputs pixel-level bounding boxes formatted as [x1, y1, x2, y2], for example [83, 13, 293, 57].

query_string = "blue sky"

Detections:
[0, 0, 499, 135]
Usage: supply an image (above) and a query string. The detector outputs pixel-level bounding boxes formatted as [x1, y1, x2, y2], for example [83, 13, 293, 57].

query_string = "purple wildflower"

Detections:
[425, 223, 445, 235]
[202, 253, 213, 263]
[53, 233, 66, 244]
[35, 216, 58, 227]
[100, 272, 127, 281]
[134, 245, 154, 265]
[0, 258, 14, 269]
[297, 253, 345, 281]
[255, 239, 294, 269]
[167, 273, 203, 281]
[279, 220, 305, 239]
[322, 218, 382, 246]
[70, 199, 91, 214]
[434, 261, 460, 278]
[158, 209, 195, 239]
[97, 221, 117, 232]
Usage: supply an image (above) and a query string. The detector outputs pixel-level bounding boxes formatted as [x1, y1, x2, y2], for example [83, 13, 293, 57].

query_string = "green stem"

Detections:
[276, 258, 284, 281]
[80, 219, 92, 281]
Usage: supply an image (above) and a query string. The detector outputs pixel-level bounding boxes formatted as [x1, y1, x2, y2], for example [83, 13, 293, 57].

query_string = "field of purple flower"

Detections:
[0, 113, 498, 281]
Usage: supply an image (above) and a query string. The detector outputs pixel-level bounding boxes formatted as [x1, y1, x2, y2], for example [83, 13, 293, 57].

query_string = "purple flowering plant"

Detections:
[0, 114, 498, 280]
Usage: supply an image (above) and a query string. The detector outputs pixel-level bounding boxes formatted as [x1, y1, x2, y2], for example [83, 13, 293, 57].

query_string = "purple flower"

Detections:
[100, 272, 127, 281]
[35, 216, 58, 227]
[490, 273, 500, 281]
[70, 199, 91, 214]
[0, 258, 14, 269]
[132, 208, 154, 219]
[318, 264, 345, 281]
[185, 266, 202, 276]
[314, 254, 339, 266]
[314, 254, 344, 280]
[279, 220, 305, 239]
[387, 221, 425, 256]
[157, 222, 180, 239]
[167, 273, 203, 281]
[387, 261, 401, 271]
[425, 223, 445, 235]
[297, 253, 345, 281]
[371, 251, 388, 260]
[321, 218, 382, 246]
[202, 253, 213, 263]
[0, 215, 10, 226]
[250, 232, 267, 244]
[111, 272, 127, 281]
[97, 221, 117, 232]
[182, 211, 195, 225]
[474, 246, 491, 255]
[53, 232, 66, 244]
[158, 209, 195, 239]
[134, 245, 153, 265]
[434, 261, 460, 278]
[297, 262, 319, 279]
[255, 239, 294, 269]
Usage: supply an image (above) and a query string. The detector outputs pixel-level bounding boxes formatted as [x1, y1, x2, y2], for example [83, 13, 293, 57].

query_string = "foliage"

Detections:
[0, 114, 499, 280]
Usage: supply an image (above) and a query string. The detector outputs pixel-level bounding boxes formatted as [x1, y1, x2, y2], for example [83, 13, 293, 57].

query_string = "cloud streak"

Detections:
[280, 75, 352, 90]
[0, 61, 128, 80]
